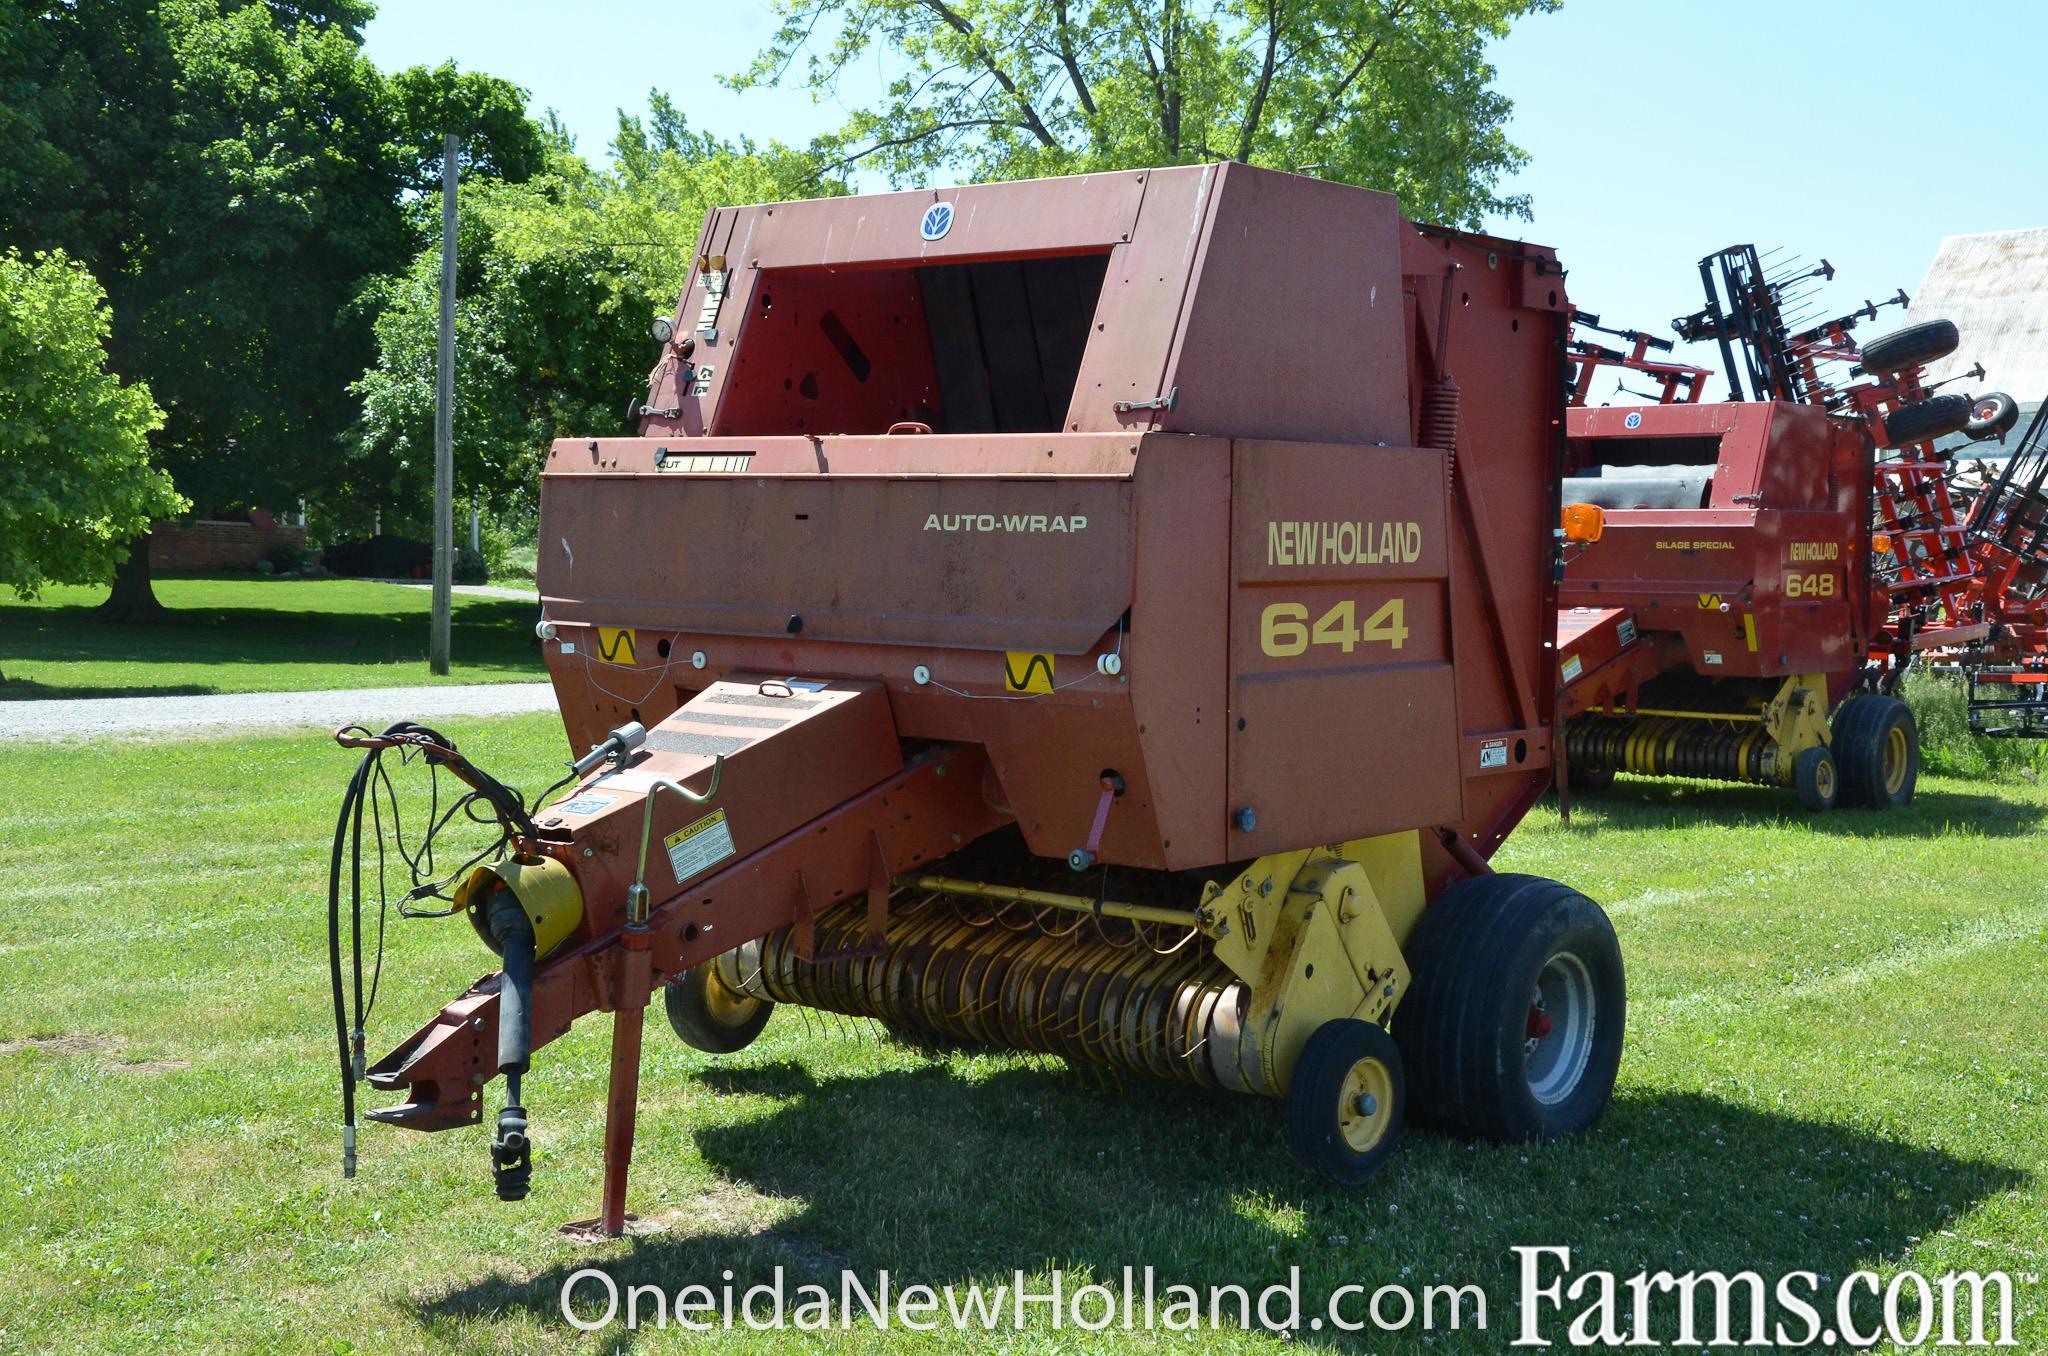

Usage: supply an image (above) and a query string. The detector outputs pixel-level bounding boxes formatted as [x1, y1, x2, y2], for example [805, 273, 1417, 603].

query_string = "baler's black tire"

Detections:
[1966, 391, 2020, 442]
[1285, 1018, 1405, 1185]
[1393, 874, 1623, 1142]
[664, 962, 772, 1054]
[1832, 694, 1918, 809]
[1566, 763, 1615, 793]
[1859, 319, 1958, 374]
[1793, 745, 1840, 813]
[1881, 394, 1973, 448]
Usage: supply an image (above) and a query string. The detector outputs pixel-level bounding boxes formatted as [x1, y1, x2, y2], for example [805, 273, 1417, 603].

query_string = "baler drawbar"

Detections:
[328, 164, 1625, 1235]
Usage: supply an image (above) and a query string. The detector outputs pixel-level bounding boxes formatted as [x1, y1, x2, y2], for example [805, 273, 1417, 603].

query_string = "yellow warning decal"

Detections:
[1004, 651, 1055, 693]
[1697, 593, 1723, 611]
[664, 809, 736, 883]
[595, 626, 638, 663]
[1742, 614, 1759, 652]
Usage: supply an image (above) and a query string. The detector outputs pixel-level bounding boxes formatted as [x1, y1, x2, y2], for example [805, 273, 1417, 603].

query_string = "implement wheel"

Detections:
[1966, 391, 2020, 442]
[664, 961, 772, 1054]
[1286, 1019, 1405, 1185]
[1832, 694, 1918, 809]
[1793, 745, 1839, 813]
[1859, 319, 1958, 374]
[1394, 874, 1623, 1142]
[1881, 394, 1973, 448]
[1566, 762, 1615, 793]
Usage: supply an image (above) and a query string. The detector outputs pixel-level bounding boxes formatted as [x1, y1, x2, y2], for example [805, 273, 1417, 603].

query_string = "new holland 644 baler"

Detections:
[330, 165, 1624, 1234]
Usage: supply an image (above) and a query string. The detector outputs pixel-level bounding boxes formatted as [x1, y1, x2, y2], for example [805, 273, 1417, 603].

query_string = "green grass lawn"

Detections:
[1, 719, 2044, 1353]
[0, 576, 544, 700]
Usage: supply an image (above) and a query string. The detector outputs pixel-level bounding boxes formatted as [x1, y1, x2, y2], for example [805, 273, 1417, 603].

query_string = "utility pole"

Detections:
[430, 131, 458, 675]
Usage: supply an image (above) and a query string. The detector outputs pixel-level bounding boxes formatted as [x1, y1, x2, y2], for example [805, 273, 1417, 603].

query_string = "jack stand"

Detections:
[559, 922, 669, 1242]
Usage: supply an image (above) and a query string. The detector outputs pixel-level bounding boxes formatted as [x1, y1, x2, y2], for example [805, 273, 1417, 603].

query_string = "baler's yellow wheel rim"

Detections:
[1883, 725, 1909, 796]
[701, 967, 765, 1029]
[1814, 754, 1837, 801]
[1337, 1057, 1395, 1153]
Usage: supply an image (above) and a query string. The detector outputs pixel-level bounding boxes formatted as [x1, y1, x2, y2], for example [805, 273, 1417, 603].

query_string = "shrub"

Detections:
[263, 542, 315, 574]
[453, 545, 490, 585]
[478, 501, 537, 583]
[1902, 670, 2048, 781]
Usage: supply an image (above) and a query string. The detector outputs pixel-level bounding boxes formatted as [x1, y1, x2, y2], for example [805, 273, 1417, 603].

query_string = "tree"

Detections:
[733, 0, 1553, 226]
[0, 2, 542, 618]
[0, 250, 181, 620]
[387, 60, 549, 191]
[348, 105, 836, 520]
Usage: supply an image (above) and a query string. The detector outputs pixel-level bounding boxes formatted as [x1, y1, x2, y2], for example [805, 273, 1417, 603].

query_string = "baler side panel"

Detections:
[1751, 510, 1866, 676]
[538, 458, 1133, 650]
[1129, 435, 1233, 866]
[1227, 442, 1462, 851]
[649, 207, 744, 435]
[1158, 165, 1410, 448]
[1407, 229, 1571, 862]
[642, 205, 718, 435]
[1069, 165, 1219, 429]
[1754, 402, 1832, 511]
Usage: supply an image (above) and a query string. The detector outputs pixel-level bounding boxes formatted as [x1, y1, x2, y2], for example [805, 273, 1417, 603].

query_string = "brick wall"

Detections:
[148, 519, 308, 572]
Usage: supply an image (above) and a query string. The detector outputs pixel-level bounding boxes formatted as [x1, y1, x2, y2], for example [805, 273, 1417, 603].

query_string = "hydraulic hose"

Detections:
[326, 719, 541, 1195]
[326, 755, 372, 1177]
[485, 887, 536, 1201]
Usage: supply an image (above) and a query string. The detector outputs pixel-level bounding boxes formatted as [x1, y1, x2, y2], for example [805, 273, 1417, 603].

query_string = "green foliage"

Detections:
[1904, 669, 2048, 782]
[478, 96, 843, 326]
[453, 544, 491, 585]
[262, 540, 317, 574]
[477, 500, 539, 581]
[0, 250, 181, 600]
[349, 105, 838, 510]
[0, 2, 542, 529]
[734, 0, 1555, 225]
[387, 61, 548, 190]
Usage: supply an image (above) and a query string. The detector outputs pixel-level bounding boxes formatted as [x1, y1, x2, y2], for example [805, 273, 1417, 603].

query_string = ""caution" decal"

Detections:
[665, 809, 737, 883]
[595, 626, 638, 663]
[1004, 651, 1054, 693]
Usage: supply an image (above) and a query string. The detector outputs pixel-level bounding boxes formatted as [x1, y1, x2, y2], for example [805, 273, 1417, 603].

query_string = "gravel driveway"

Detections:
[1, 682, 558, 740]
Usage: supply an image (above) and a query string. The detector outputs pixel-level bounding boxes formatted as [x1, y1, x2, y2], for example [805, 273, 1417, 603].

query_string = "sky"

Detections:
[363, 0, 2048, 401]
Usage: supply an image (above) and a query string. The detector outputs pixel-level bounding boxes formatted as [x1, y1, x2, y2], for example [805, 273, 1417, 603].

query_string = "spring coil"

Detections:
[1565, 714, 1776, 785]
[717, 898, 1270, 1095]
[1420, 377, 1461, 453]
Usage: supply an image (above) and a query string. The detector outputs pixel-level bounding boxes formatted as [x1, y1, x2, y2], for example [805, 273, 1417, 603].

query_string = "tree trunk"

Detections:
[95, 534, 168, 623]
